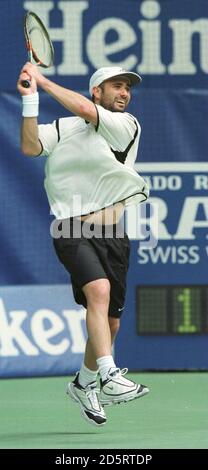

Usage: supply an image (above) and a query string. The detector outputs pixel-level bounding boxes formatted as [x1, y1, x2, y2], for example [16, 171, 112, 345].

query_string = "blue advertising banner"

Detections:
[129, 162, 208, 284]
[0, 285, 87, 377]
[0, 1, 207, 373]
[117, 162, 208, 370]
[0, 0, 207, 91]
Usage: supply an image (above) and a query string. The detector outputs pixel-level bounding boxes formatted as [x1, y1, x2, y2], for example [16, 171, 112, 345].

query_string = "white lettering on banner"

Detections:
[144, 175, 182, 191]
[138, 0, 165, 74]
[24, 0, 88, 75]
[126, 198, 171, 241]
[125, 201, 159, 248]
[137, 245, 200, 264]
[132, 164, 208, 265]
[168, 19, 208, 74]
[126, 197, 208, 242]
[31, 309, 69, 355]
[0, 299, 39, 356]
[55, 1, 88, 75]
[24, 0, 53, 21]
[194, 175, 208, 190]
[174, 197, 208, 240]
[24, 1, 55, 76]
[23, 0, 208, 76]
[87, 19, 137, 70]
[0, 299, 86, 357]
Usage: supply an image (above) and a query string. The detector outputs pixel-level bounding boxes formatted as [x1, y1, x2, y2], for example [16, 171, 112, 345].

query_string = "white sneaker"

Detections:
[99, 368, 149, 406]
[67, 373, 107, 426]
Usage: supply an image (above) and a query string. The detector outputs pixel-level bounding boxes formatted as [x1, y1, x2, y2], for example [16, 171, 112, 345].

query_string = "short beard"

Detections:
[99, 97, 124, 113]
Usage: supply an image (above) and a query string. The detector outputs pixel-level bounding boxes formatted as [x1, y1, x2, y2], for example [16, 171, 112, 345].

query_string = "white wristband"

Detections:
[22, 92, 39, 117]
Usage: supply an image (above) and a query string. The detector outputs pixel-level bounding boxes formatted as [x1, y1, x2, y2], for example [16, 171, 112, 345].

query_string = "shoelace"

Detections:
[119, 367, 128, 377]
[108, 367, 129, 379]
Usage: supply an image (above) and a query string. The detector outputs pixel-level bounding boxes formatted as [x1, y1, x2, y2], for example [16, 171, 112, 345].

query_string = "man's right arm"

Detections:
[17, 66, 42, 157]
[21, 117, 42, 156]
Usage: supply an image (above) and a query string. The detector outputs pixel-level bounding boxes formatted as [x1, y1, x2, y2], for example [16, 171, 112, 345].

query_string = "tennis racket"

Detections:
[22, 11, 54, 88]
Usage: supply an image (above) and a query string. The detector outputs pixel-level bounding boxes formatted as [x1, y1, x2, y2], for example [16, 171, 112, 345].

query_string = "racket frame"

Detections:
[22, 11, 54, 88]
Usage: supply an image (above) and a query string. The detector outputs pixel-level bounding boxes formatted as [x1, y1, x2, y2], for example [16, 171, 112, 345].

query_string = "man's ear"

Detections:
[92, 86, 102, 101]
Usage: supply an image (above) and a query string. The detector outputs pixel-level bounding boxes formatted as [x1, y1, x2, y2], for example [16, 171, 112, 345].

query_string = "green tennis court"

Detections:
[0, 372, 207, 449]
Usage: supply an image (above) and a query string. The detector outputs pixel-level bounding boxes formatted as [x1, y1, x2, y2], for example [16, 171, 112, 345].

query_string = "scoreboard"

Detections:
[136, 285, 208, 335]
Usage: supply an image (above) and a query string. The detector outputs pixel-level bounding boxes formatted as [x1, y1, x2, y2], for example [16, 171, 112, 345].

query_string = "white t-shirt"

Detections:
[38, 104, 149, 219]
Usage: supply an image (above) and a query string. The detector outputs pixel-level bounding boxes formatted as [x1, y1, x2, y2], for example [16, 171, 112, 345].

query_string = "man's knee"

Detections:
[83, 278, 110, 306]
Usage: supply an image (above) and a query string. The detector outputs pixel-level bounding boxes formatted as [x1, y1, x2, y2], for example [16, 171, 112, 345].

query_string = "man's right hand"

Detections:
[17, 63, 38, 96]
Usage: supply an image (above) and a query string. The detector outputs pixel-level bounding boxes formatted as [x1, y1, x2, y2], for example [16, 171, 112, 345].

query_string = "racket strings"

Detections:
[25, 13, 54, 68]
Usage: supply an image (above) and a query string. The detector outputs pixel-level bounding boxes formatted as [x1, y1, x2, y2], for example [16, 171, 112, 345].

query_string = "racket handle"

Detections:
[22, 80, 31, 88]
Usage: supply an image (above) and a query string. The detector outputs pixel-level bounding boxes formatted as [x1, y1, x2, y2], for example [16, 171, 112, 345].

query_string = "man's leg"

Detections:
[82, 279, 119, 380]
[82, 280, 149, 406]
[77, 317, 120, 389]
[82, 278, 112, 359]
[83, 317, 120, 371]
[67, 278, 116, 426]
[68, 274, 149, 412]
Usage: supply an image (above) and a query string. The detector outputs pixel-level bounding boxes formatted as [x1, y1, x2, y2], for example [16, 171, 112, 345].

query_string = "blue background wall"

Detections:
[0, 0, 207, 375]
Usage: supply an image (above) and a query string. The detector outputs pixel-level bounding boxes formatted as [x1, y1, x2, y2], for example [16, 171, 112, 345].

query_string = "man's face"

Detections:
[97, 78, 131, 112]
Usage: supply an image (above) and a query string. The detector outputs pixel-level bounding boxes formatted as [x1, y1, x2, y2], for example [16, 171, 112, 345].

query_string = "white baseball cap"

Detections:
[89, 67, 142, 95]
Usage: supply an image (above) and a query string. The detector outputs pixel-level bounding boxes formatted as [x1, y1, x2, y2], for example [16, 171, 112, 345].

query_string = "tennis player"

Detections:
[17, 64, 150, 427]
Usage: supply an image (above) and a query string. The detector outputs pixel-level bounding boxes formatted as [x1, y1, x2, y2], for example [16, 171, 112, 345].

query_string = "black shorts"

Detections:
[53, 219, 130, 318]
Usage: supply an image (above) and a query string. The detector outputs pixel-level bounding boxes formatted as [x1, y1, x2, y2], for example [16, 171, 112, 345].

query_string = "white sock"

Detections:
[78, 363, 98, 388]
[96, 355, 117, 381]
